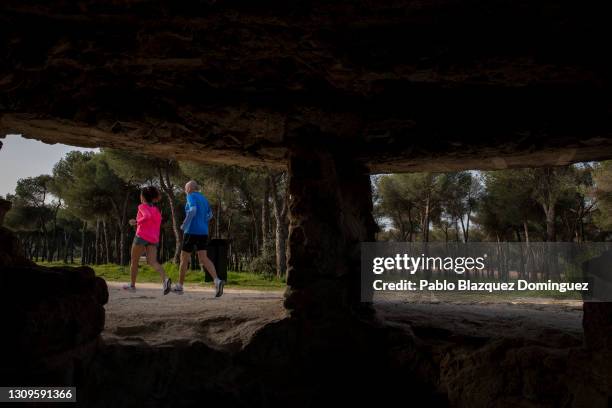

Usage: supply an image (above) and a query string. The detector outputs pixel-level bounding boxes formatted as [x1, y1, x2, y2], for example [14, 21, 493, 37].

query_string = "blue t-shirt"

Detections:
[184, 192, 212, 235]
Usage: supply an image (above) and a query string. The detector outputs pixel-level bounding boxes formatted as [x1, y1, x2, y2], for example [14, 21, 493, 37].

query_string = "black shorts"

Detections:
[182, 234, 208, 252]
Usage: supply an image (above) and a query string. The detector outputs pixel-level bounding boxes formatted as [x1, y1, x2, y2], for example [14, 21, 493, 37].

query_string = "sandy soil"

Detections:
[377, 300, 583, 347]
[103, 282, 287, 351]
[103, 282, 583, 350]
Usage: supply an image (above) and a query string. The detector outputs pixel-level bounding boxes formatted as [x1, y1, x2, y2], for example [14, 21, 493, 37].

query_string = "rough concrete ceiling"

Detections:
[1, 1, 612, 171]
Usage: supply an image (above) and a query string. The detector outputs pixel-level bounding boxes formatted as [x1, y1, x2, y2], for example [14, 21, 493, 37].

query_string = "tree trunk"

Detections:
[63, 230, 69, 263]
[34, 234, 40, 262]
[462, 204, 472, 243]
[114, 227, 120, 264]
[160, 231, 165, 263]
[262, 181, 270, 252]
[94, 218, 101, 265]
[49, 201, 60, 262]
[103, 219, 110, 264]
[243, 190, 260, 255]
[459, 214, 468, 243]
[395, 210, 405, 240]
[423, 196, 430, 242]
[111, 190, 132, 266]
[269, 172, 288, 278]
[167, 191, 182, 264]
[119, 227, 128, 265]
[455, 219, 461, 242]
[226, 210, 232, 237]
[158, 167, 182, 264]
[523, 220, 535, 280]
[215, 196, 221, 239]
[544, 204, 556, 242]
[81, 220, 87, 265]
[407, 206, 413, 242]
[39, 216, 49, 262]
[515, 228, 525, 278]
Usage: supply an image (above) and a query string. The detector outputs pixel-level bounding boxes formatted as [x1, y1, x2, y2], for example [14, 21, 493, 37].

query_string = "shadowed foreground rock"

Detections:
[80, 317, 445, 407]
[582, 251, 612, 405]
[75, 295, 609, 407]
[1, 197, 611, 407]
[582, 251, 612, 350]
[0, 199, 108, 385]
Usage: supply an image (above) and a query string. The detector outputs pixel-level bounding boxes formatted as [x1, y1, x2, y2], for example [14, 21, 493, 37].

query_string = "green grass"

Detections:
[37, 261, 286, 290]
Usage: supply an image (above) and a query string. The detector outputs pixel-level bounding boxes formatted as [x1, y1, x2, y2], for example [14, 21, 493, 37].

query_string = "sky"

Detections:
[0, 134, 98, 197]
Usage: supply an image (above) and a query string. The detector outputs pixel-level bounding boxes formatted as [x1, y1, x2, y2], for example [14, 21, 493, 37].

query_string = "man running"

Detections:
[173, 180, 224, 297]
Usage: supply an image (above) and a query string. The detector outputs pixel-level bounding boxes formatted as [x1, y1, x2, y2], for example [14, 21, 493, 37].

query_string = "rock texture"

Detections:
[79, 291, 606, 407]
[79, 312, 444, 407]
[2, 1, 612, 171]
[284, 145, 378, 318]
[0, 200, 109, 385]
[582, 250, 612, 350]
[380, 301, 610, 408]
[581, 251, 612, 404]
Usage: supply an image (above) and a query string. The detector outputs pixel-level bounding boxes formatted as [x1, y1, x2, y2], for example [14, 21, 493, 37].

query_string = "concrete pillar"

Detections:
[283, 146, 377, 319]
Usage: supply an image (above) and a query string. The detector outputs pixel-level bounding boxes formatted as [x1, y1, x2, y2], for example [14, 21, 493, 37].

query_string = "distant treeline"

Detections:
[3, 149, 288, 276]
[374, 163, 612, 243]
[4, 154, 612, 275]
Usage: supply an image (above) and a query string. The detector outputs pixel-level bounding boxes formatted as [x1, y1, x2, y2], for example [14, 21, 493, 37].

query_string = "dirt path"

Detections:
[103, 282, 584, 350]
[377, 300, 583, 347]
[103, 282, 287, 351]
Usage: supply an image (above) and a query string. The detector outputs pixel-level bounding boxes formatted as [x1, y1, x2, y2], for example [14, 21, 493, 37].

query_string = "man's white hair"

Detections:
[186, 180, 200, 191]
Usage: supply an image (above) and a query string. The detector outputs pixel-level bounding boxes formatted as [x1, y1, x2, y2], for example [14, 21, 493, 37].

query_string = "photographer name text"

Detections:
[373, 279, 589, 293]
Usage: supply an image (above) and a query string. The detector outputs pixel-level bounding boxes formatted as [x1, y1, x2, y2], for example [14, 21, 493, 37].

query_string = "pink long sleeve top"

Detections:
[135, 203, 162, 244]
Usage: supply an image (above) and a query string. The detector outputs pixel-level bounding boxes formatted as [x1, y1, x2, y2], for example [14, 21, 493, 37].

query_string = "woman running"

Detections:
[123, 186, 171, 294]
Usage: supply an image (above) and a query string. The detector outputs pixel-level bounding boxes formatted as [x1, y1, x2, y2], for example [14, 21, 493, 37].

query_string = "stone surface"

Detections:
[0, 205, 109, 385]
[0, 264, 108, 385]
[582, 250, 612, 350]
[77, 290, 606, 407]
[2, 1, 612, 171]
[79, 311, 444, 407]
[583, 302, 612, 351]
[284, 145, 378, 318]
[581, 251, 612, 405]
[380, 301, 609, 408]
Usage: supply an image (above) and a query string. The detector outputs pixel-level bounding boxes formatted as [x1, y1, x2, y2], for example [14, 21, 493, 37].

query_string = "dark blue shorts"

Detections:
[133, 235, 158, 247]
